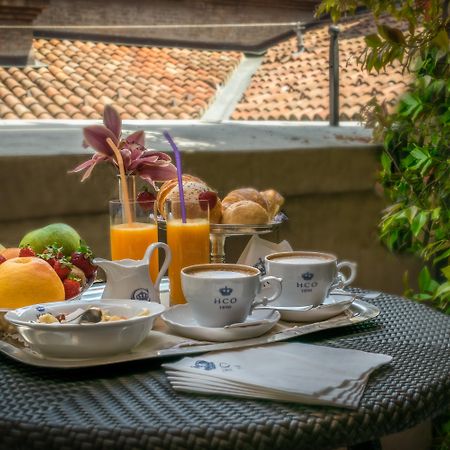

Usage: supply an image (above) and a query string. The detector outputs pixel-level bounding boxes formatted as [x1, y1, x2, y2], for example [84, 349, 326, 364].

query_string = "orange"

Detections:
[0, 248, 20, 260]
[0, 257, 65, 309]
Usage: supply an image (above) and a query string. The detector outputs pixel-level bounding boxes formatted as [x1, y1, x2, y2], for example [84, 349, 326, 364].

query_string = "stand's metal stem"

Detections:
[210, 234, 227, 263]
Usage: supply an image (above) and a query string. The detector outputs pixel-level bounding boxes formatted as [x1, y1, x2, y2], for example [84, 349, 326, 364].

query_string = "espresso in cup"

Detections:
[181, 263, 282, 327]
[265, 251, 357, 307]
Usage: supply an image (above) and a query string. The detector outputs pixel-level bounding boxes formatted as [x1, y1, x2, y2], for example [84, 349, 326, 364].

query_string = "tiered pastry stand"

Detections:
[209, 217, 284, 263]
[158, 215, 285, 264]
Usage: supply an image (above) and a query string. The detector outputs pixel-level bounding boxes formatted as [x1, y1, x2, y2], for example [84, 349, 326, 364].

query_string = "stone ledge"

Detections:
[0, 142, 380, 222]
[0, 120, 375, 154]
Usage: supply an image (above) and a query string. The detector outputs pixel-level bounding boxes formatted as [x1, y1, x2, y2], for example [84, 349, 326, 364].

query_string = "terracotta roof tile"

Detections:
[232, 12, 410, 121]
[0, 104, 14, 116]
[29, 103, 48, 116]
[89, 103, 102, 114]
[22, 96, 37, 108]
[13, 104, 31, 117]
[36, 95, 52, 107]
[79, 104, 97, 116]
[4, 94, 19, 108]
[0, 86, 9, 98]
[1, 17, 406, 122]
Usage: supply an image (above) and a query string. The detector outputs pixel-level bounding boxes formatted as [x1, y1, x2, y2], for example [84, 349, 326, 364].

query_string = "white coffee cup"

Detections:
[265, 251, 357, 307]
[181, 263, 282, 327]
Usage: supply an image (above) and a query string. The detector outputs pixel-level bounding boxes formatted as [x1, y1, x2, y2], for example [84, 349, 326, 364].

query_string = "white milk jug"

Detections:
[94, 242, 171, 303]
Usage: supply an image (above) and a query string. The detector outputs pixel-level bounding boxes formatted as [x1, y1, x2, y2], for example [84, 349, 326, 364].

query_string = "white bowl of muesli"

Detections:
[5, 299, 165, 359]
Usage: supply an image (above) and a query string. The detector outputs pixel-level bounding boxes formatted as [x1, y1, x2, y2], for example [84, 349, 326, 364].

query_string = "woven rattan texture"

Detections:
[0, 292, 448, 450]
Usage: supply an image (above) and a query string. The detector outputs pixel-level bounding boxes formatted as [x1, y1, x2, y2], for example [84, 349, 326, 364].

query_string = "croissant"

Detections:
[156, 175, 222, 223]
[220, 187, 283, 224]
[222, 188, 268, 211]
[221, 200, 270, 225]
[260, 189, 284, 219]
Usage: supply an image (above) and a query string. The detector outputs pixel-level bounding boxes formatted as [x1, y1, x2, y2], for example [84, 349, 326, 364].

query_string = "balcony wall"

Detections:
[0, 122, 422, 295]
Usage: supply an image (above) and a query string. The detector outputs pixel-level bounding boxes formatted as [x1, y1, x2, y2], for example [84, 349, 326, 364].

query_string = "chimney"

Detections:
[0, 0, 49, 66]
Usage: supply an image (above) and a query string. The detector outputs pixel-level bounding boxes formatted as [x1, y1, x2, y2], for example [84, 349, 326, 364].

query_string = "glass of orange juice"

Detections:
[109, 200, 159, 282]
[165, 199, 210, 305]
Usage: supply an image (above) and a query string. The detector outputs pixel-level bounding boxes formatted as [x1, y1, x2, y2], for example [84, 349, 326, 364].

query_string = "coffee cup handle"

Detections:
[336, 261, 357, 286]
[144, 242, 172, 292]
[251, 276, 283, 309]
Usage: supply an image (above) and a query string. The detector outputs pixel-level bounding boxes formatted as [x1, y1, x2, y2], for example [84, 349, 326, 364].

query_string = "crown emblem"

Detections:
[253, 257, 266, 276]
[131, 288, 150, 301]
[301, 272, 314, 280]
[219, 286, 233, 296]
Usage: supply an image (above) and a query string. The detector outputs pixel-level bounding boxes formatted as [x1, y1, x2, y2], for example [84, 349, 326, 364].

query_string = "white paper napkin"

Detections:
[163, 343, 392, 408]
[237, 236, 292, 276]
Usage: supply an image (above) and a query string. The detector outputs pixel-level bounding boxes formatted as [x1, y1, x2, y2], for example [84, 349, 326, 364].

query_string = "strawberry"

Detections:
[137, 188, 156, 212]
[199, 191, 218, 211]
[53, 259, 72, 280]
[63, 278, 81, 300]
[19, 246, 36, 257]
[71, 245, 97, 278]
[39, 245, 64, 267]
[0, 255, 6, 265]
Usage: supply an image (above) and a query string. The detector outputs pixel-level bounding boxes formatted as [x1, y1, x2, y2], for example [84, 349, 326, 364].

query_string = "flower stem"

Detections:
[107, 138, 132, 226]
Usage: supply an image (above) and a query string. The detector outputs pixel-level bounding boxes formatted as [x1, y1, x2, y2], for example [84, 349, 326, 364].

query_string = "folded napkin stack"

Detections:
[163, 343, 392, 409]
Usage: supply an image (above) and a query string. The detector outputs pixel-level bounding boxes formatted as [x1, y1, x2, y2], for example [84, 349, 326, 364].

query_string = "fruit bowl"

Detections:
[5, 299, 165, 358]
[67, 273, 97, 301]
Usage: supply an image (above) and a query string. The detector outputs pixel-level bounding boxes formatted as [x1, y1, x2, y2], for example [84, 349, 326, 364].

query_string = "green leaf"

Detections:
[411, 211, 428, 236]
[420, 159, 432, 176]
[418, 266, 431, 291]
[434, 249, 450, 264]
[435, 282, 450, 298]
[411, 148, 427, 160]
[429, 279, 440, 292]
[431, 207, 441, 221]
[400, 93, 421, 116]
[365, 33, 382, 48]
[386, 229, 399, 250]
[442, 266, 450, 280]
[414, 293, 433, 300]
[432, 28, 449, 50]
[405, 206, 419, 223]
[378, 25, 406, 45]
[381, 152, 391, 174]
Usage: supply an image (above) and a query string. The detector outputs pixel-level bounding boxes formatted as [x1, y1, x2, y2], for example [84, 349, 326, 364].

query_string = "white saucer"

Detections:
[270, 293, 355, 322]
[161, 304, 280, 342]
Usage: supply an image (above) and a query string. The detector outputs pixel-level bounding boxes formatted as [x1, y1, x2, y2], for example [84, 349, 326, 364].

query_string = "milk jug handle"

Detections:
[144, 243, 172, 291]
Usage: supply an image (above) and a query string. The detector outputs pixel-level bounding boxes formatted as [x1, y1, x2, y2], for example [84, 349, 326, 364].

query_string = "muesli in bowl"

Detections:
[5, 299, 165, 359]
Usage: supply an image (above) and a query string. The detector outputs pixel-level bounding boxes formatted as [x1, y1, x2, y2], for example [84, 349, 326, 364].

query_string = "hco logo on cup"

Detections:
[214, 286, 237, 309]
[296, 272, 318, 292]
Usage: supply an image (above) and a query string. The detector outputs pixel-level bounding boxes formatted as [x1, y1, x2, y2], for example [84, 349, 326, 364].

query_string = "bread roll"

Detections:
[156, 175, 222, 223]
[221, 200, 270, 225]
[260, 189, 284, 219]
[222, 188, 268, 211]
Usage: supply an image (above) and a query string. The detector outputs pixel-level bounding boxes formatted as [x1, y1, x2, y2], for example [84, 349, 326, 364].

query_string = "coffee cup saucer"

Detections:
[160, 304, 280, 342]
[262, 293, 356, 322]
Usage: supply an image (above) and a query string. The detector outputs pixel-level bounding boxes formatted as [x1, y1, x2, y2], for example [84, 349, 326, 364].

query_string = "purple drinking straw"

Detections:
[163, 131, 187, 223]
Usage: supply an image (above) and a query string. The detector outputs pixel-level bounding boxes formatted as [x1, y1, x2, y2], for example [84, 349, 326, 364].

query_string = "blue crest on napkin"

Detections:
[192, 360, 216, 371]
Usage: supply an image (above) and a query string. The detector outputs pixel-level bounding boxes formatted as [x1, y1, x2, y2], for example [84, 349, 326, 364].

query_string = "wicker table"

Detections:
[0, 290, 449, 450]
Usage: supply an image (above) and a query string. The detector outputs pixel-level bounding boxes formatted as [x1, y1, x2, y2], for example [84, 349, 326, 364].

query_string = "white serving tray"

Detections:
[0, 282, 380, 369]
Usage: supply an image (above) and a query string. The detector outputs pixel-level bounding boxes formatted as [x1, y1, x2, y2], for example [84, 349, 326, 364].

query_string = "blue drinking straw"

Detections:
[163, 131, 187, 223]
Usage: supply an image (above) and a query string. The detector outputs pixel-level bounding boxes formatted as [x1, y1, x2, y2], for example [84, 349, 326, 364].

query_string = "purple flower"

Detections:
[70, 105, 177, 186]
